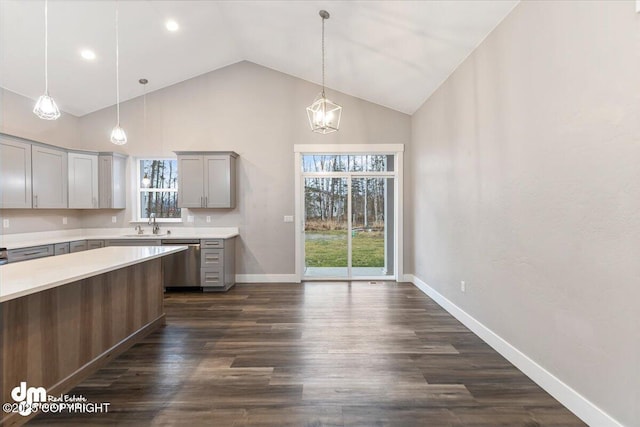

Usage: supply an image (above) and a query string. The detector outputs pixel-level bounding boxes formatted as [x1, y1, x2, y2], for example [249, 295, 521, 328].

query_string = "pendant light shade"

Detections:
[110, 125, 127, 145]
[307, 93, 341, 134]
[306, 10, 341, 134]
[34, 94, 61, 120]
[33, 0, 60, 121]
[110, 1, 127, 145]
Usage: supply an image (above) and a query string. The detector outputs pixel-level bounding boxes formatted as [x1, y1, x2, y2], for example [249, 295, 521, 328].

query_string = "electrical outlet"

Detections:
[62, 217, 68, 225]
[206, 216, 211, 223]
[2, 219, 9, 228]
[187, 215, 194, 223]
[461, 281, 466, 293]
[284, 215, 294, 223]
[111, 216, 117, 223]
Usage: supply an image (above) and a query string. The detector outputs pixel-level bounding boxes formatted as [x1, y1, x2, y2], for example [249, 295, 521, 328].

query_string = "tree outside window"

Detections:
[137, 159, 181, 220]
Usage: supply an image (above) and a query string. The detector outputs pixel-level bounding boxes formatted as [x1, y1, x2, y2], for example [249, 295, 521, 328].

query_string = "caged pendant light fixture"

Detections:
[110, 0, 127, 145]
[306, 10, 342, 134]
[33, 0, 61, 120]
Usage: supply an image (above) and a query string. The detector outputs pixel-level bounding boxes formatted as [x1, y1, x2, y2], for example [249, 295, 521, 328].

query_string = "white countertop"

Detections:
[0, 227, 239, 250]
[0, 246, 187, 303]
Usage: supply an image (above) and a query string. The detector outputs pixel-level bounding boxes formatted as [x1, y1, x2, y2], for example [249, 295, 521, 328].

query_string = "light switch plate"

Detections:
[111, 216, 117, 223]
[187, 215, 194, 223]
[62, 217, 68, 225]
[2, 219, 9, 228]
[284, 215, 294, 223]
[206, 216, 211, 223]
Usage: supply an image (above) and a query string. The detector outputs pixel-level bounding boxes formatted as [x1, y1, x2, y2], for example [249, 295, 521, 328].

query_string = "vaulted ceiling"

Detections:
[0, 1, 518, 116]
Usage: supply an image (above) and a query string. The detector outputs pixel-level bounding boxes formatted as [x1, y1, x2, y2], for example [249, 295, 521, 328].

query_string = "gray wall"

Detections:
[409, 1, 639, 425]
[77, 61, 411, 275]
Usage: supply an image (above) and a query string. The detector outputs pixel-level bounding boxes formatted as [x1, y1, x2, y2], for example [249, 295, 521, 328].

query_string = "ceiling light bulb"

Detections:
[110, 125, 127, 145]
[33, 93, 61, 120]
[165, 20, 179, 32]
[80, 49, 96, 60]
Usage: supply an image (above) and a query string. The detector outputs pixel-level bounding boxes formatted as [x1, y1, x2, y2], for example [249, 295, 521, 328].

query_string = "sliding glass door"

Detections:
[302, 155, 395, 280]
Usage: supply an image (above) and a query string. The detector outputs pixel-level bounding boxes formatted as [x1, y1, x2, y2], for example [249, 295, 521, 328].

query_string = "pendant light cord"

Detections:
[321, 14, 325, 97]
[115, 1, 120, 126]
[44, 0, 49, 95]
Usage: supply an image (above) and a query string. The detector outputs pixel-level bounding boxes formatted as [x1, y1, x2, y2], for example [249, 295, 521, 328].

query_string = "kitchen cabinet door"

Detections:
[68, 152, 99, 208]
[177, 155, 205, 208]
[204, 154, 236, 208]
[99, 153, 127, 209]
[32, 145, 68, 208]
[0, 136, 32, 208]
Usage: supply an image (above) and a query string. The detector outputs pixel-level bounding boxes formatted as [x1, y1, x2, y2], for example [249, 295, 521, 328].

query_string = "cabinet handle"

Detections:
[201, 196, 204, 208]
[205, 197, 208, 207]
[22, 251, 43, 256]
[34, 194, 38, 208]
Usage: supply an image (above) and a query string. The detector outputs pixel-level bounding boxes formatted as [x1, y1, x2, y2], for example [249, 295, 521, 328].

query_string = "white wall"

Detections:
[77, 61, 411, 275]
[410, 1, 639, 425]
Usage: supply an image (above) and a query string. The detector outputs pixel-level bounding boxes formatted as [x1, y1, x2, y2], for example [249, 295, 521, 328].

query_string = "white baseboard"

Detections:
[235, 274, 299, 283]
[405, 273, 623, 427]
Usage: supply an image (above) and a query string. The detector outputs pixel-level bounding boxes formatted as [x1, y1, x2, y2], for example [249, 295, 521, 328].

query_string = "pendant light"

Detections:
[140, 78, 151, 188]
[33, 0, 60, 120]
[306, 10, 342, 134]
[110, 0, 127, 145]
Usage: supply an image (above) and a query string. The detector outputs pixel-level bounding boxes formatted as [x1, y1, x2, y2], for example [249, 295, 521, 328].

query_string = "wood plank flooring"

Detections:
[30, 282, 585, 426]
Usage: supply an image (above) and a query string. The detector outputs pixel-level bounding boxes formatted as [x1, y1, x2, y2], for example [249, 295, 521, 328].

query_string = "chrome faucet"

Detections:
[149, 213, 160, 235]
[134, 225, 143, 235]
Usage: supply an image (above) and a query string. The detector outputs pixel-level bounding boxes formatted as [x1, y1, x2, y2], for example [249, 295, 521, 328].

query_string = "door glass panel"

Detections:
[351, 178, 393, 277]
[304, 177, 348, 278]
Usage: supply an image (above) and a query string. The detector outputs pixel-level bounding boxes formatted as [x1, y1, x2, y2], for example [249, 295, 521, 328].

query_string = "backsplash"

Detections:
[0, 209, 83, 235]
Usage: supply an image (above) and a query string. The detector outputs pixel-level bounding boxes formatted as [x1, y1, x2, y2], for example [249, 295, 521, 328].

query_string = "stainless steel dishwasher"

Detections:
[161, 239, 200, 288]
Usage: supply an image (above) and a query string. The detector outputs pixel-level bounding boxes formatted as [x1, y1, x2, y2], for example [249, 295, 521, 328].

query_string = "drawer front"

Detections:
[201, 239, 223, 249]
[201, 249, 224, 268]
[8, 245, 54, 262]
[87, 240, 105, 250]
[69, 240, 88, 253]
[54, 242, 70, 255]
[201, 268, 223, 287]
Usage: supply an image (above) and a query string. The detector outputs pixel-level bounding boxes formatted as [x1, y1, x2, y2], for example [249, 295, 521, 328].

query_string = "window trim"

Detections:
[135, 157, 182, 223]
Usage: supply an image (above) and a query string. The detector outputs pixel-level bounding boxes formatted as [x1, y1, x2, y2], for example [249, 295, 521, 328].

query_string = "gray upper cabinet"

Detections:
[177, 154, 205, 208]
[32, 144, 68, 208]
[0, 136, 32, 208]
[68, 152, 99, 209]
[176, 152, 237, 209]
[99, 153, 127, 209]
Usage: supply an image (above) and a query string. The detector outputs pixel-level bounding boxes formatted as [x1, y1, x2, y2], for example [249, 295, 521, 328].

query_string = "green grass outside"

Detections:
[305, 230, 384, 267]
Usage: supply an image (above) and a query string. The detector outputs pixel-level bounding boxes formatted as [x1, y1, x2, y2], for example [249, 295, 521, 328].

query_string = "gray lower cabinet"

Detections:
[69, 240, 88, 253]
[8, 245, 54, 263]
[54, 242, 70, 255]
[105, 239, 160, 247]
[87, 240, 105, 250]
[201, 237, 236, 292]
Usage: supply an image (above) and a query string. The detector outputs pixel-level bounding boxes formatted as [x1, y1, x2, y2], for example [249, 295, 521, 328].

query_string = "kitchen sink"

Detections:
[122, 233, 169, 237]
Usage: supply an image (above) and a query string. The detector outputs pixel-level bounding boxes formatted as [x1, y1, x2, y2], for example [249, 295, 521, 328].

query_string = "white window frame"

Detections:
[294, 144, 404, 283]
[135, 157, 182, 223]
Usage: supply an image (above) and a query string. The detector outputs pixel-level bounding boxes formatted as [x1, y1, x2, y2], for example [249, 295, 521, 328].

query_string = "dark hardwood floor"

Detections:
[31, 282, 585, 426]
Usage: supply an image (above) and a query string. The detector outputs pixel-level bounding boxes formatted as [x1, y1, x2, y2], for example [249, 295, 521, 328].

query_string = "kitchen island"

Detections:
[0, 246, 186, 426]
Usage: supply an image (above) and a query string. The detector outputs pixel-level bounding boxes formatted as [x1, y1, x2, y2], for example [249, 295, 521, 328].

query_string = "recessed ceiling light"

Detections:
[165, 20, 179, 32]
[80, 49, 96, 60]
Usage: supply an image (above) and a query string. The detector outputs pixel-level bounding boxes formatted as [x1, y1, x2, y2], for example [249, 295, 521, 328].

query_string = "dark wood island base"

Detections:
[1, 258, 165, 426]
